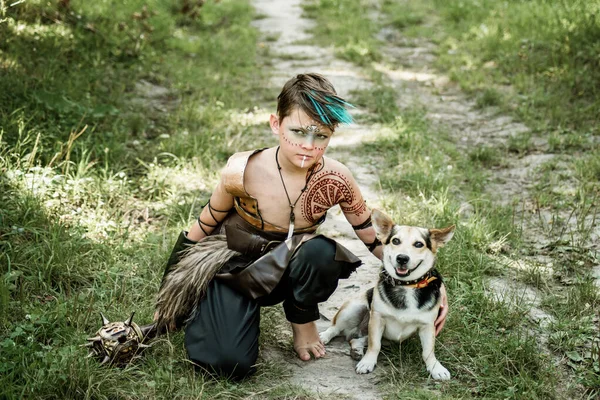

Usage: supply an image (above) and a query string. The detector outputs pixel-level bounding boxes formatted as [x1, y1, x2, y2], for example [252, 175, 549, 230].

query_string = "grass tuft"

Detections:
[303, 0, 381, 65]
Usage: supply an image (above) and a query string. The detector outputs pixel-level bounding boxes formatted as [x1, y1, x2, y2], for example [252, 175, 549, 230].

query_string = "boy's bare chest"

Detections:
[245, 167, 314, 228]
[244, 162, 355, 228]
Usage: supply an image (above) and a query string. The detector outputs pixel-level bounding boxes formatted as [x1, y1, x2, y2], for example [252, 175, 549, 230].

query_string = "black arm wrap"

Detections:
[366, 237, 382, 252]
[197, 200, 232, 236]
[352, 216, 373, 231]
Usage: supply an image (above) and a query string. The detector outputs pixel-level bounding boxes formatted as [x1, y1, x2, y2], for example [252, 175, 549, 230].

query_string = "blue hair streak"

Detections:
[325, 96, 355, 108]
[307, 95, 332, 125]
[325, 103, 353, 125]
[306, 93, 355, 126]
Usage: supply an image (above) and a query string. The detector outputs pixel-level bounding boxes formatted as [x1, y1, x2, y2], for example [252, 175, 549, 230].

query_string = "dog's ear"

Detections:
[371, 209, 394, 241]
[429, 225, 455, 249]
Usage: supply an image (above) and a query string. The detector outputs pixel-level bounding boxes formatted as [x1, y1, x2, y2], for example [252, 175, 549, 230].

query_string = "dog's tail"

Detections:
[155, 235, 240, 330]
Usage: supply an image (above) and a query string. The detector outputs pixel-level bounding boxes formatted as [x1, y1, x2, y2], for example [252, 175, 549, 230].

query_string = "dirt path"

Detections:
[379, 26, 599, 260]
[251, 0, 597, 397]
[375, 27, 599, 318]
[373, 33, 556, 321]
[252, 1, 386, 398]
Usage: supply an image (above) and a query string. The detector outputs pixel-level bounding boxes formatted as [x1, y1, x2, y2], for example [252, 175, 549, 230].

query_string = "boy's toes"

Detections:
[291, 322, 325, 361]
[311, 344, 326, 358]
[294, 343, 326, 360]
[295, 346, 311, 361]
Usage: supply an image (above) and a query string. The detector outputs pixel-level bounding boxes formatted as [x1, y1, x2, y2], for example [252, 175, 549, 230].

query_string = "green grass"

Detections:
[302, 0, 381, 66]
[0, 0, 264, 169]
[474, 87, 503, 109]
[381, 0, 600, 142]
[350, 84, 400, 124]
[2, 0, 599, 398]
[506, 131, 534, 155]
[0, 0, 292, 398]
[468, 146, 505, 168]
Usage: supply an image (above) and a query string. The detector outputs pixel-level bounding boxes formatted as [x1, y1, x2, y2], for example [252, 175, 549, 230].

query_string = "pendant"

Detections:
[286, 209, 295, 240]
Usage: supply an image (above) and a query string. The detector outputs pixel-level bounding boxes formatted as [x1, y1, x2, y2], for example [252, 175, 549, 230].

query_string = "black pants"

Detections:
[184, 237, 358, 380]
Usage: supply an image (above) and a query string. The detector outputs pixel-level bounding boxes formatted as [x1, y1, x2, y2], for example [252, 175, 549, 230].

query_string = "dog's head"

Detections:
[372, 209, 455, 280]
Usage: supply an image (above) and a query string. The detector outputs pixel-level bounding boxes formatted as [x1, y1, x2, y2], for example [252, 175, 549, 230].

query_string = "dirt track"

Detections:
[251, 0, 596, 397]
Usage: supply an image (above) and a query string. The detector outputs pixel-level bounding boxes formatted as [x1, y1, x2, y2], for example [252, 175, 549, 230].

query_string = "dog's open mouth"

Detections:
[394, 260, 422, 277]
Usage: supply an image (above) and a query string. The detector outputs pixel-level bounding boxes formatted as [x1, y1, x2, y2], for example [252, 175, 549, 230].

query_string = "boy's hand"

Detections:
[435, 284, 448, 336]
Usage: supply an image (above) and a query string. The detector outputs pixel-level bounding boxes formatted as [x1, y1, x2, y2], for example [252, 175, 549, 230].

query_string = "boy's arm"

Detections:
[353, 218, 383, 260]
[336, 166, 383, 259]
[188, 178, 234, 241]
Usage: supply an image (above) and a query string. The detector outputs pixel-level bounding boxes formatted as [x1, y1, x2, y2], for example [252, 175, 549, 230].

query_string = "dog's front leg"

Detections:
[355, 311, 385, 374]
[419, 325, 450, 380]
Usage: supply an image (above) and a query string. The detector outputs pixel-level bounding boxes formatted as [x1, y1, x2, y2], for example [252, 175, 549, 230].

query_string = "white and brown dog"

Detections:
[320, 209, 455, 379]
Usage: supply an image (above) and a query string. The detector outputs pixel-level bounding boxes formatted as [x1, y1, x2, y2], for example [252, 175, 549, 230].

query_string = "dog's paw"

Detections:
[319, 329, 334, 345]
[349, 337, 366, 360]
[355, 356, 377, 374]
[429, 363, 451, 380]
[350, 347, 364, 361]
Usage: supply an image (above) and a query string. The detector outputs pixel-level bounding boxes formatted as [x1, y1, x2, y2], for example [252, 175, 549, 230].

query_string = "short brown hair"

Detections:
[277, 73, 353, 131]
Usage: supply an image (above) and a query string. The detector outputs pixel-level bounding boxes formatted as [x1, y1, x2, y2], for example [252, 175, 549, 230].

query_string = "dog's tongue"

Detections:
[396, 267, 409, 276]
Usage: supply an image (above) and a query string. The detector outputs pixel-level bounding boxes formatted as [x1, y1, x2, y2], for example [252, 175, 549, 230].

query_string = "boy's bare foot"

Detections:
[291, 321, 326, 361]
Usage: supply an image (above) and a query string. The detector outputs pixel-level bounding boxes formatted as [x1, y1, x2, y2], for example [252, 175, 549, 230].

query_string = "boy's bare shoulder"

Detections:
[321, 156, 354, 177]
[221, 148, 273, 195]
[222, 148, 272, 174]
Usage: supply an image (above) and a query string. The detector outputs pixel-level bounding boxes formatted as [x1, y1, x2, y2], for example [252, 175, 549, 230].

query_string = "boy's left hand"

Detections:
[435, 284, 448, 336]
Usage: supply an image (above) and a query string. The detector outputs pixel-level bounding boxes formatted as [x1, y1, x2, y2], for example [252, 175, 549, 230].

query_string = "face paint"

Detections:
[286, 123, 331, 148]
[277, 110, 332, 169]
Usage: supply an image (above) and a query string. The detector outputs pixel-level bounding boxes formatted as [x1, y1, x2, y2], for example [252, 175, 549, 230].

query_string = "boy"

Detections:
[155, 73, 448, 379]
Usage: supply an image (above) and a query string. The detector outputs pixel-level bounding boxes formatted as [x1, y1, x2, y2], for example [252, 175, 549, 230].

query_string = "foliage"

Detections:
[0, 0, 283, 398]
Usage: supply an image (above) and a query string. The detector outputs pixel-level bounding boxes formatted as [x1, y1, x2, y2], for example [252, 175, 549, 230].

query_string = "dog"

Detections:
[320, 209, 455, 380]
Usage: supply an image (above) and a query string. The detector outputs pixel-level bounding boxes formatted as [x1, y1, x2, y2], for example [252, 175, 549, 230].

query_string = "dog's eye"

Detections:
[414, 241, 424, 248]
[391, 238, 400, 245]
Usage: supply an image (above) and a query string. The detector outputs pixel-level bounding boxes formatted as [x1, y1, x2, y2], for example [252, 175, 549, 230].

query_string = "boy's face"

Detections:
[270, 107, 333, 170]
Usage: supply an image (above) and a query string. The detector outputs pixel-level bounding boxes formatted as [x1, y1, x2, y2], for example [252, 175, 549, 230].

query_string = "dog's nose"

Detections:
[396, 254, 410, 265]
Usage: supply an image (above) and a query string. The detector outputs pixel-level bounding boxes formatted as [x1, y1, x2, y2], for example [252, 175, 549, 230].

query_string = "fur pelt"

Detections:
[155, 235, 240, 330]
